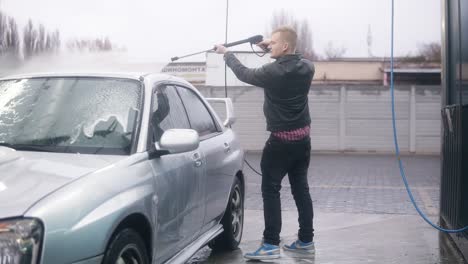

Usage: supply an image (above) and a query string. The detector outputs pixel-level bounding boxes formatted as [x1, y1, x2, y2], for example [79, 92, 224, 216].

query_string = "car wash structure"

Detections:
[440, 0, 468, 259]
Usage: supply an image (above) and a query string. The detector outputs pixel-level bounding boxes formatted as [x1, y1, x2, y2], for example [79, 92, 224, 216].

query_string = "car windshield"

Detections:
[0, 77, 142, 155]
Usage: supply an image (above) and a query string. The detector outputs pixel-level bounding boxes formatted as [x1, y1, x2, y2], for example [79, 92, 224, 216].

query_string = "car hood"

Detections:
[0, 146, 124, 219]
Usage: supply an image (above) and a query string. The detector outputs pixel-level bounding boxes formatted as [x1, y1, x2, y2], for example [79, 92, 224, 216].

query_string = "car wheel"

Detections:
[209, 176, 244, 251]
[103, 228, 150, 264]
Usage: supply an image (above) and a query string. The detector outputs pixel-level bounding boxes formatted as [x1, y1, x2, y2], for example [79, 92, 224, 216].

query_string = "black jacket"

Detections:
[224, 52, 314, 132]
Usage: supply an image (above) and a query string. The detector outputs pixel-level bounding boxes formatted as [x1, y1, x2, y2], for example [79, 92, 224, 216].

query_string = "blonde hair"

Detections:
[272, 26, 297, 51]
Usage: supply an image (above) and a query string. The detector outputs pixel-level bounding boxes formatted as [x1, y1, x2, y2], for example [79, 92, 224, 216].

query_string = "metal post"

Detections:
[339, 85, 346, 151]
[410, 85, 417, 153]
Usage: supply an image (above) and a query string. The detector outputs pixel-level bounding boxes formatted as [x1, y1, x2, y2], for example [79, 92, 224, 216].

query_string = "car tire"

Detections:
[209, 176, 244, 251]
[102, 228, 150, 264]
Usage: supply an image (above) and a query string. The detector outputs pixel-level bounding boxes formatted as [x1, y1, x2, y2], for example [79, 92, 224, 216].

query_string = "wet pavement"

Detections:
[188, 153, 467, 264]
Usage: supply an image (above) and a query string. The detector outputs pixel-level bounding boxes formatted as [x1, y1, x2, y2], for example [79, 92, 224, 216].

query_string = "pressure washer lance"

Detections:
[170, 35, 266, 62]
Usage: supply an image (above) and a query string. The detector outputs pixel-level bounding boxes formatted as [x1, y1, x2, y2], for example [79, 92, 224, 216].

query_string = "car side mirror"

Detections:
[149, 129, 200, 159]
[206, 98, 236, 127]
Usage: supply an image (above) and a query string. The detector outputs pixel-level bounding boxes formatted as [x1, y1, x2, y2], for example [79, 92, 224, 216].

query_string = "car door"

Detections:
[148, 84, 204, 263]
[175, 85, 234, 226]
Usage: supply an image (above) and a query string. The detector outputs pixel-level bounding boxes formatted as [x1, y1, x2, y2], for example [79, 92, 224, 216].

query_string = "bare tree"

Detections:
[1, 7, 60, 62]
[0, 10, 20, 60]
[5, 17, 20, 56]
[67, 37, 116, 53]
[267, 9, 319, 60]
[103, 37, 112, 51]
[269, 9, 298, 31]
[52, 30, 60, 52]
[417, 42, 441, 62]
[0, 10, 6, 54]
[401, 42, 441, 63]
[324, 41, 346, 59]
[45, 33, 53, 51]
[23, 19, 38, 59]
[37, 24, 46, 53]
[22, 19, 61, 58]
[297, 20, 316, 60]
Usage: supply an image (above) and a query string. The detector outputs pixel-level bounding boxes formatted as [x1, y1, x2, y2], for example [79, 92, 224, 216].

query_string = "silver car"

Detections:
[0, 73, 245, 264]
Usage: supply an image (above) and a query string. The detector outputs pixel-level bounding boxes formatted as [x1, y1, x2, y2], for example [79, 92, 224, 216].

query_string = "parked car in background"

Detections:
[0, 73, 245, 264]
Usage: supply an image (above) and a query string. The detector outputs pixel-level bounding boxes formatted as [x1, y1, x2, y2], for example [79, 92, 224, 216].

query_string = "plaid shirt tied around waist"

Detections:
[271, 125, 310, 142]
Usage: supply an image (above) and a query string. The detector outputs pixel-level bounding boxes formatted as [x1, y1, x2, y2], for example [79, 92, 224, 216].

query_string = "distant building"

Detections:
[382, 68, 441, 86]
[161, 62, 206, 85]
[312, 58, 383, 84]
[166, 52, 441, 86]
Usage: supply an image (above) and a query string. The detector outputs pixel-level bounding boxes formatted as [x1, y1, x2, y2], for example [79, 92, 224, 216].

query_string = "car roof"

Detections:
[0, 72, 197, 97]
[0, 72, 190, 83]
[0, 72, 147, 81]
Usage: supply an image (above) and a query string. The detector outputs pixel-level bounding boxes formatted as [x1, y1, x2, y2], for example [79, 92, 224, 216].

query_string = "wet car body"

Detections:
[0, 73, 245, 264]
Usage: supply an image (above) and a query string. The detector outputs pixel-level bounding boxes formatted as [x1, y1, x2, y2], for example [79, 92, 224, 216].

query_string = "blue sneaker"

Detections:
[283, 239, 315, 253]
[244, 243, 280, 260]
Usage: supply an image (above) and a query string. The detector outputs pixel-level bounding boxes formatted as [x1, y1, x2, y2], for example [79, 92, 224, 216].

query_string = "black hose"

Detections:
[244, 158, 262, 176]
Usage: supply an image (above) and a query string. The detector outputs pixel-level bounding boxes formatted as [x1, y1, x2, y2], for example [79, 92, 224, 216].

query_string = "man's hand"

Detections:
[256, 39, 271, 51]
[214, 44, 228, 54]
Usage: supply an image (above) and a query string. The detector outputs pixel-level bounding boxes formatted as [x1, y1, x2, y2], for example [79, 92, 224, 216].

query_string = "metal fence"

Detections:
[440, 104, 468, 255]
[199, 84, 442, 154]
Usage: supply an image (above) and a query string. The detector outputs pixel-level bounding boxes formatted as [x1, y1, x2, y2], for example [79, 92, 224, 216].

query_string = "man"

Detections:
[214, 26, 315, 260]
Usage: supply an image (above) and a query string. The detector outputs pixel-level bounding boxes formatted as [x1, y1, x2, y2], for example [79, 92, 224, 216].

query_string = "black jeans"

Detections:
[260, 135, 314, 245]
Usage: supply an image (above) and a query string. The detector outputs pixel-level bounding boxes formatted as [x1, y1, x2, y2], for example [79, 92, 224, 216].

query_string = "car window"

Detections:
[176, 86, 218, 137]
[0, 77, 142, 155]
[150, 85, 191, 143]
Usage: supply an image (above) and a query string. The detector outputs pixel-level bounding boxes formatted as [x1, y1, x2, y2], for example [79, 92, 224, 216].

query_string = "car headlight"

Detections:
[0, 219, 43, 264]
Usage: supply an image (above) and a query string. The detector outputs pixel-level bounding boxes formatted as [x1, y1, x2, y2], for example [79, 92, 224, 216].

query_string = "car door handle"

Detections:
[192, 152, 202, 167]
[224, 142, 231, 153]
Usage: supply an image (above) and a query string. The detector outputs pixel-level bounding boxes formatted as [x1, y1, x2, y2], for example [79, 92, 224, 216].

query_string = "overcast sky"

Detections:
[0, 0, 441, 63]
